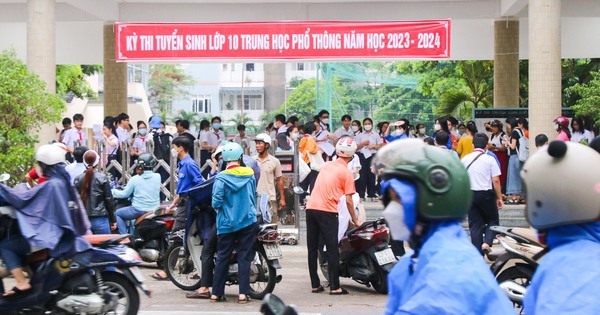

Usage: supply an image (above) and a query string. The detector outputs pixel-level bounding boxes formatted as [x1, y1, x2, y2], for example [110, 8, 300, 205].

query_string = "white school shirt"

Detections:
[461, 149, 501, 191]
[62, 128, 87, 150]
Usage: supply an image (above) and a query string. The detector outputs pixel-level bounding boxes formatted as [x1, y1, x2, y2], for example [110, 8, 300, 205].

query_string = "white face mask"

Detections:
[434, 124, 441, 131]
[170, 148, 179, 158]
[419, 128, 426, 134]
[554, 123, 559, 131]
[364, 125, 373, 131]
[291, 132, 299, 141]
[394, 129, 404, 137]
[351, 126, 359, 132]
[322, 118, 330, 124]
[383, 201, 411, 241]
[409, 130, 415, 136]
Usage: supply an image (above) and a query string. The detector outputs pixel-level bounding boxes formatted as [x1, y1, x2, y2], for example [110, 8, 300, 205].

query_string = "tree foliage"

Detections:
[280, 78, 317, 123]
[567, 71, 600, 131]
[0, 49, 65, 185]
[148, 64, 194, 113]
[56, 65, 101, 99]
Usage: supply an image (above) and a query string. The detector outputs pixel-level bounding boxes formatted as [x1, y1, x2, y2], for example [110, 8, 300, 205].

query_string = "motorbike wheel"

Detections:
[101, 272, 140, 315]
[248, 250, 277, 300]
[370, 264, 389, 294]
[165, 241, 203, 291]
[496, 266, 532, 310]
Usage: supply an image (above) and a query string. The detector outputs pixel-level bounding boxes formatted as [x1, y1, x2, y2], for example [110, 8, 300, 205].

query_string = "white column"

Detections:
[529, 0, 561, 152]
[28, 0, 57, 147]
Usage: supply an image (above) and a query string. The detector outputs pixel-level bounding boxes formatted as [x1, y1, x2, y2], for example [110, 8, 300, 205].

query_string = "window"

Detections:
[191, 96, 212, 113]
[222, 64, 228, 71]
[245, 63, 255, 71]
[236, 94, 263, 110]
[292, 62, 305, 71]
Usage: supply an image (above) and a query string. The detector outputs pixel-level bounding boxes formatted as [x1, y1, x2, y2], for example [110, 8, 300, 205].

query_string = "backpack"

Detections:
[153, 131, 172, 161]
[515, 128, 529, 162]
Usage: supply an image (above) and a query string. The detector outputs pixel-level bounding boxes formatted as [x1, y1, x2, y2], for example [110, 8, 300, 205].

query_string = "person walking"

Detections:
[306, 136, 359, 295]
[461, 133, 503, 255]
[254, 134, 285, 223]
[210, 142, 258, 304]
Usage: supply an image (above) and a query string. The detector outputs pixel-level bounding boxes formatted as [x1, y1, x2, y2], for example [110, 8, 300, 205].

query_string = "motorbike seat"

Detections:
[134, 211, 154, 225]
[511, 228, 542, 246]
[27, 249, 49, 263]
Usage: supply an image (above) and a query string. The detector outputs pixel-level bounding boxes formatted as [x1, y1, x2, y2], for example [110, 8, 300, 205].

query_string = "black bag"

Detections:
[153, 132, 172, 161]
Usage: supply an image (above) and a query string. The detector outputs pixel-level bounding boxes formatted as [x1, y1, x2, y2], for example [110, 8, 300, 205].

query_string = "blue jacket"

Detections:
[524, 222, 600, 315]
[385, 132, 409, 142]
[111, 171, 161, 211]
[384, 221, 516, 315]
[212, 166, 257, 235]
[176, 155, 204, 194]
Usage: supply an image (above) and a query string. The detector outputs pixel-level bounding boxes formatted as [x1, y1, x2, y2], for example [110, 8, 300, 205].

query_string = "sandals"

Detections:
[329, 288, 349, 295]
[2, 286, 33, 299]
[506, 199, 518, 205]
[311, 285, 325, 293]
[238, 295, 251, 304]
[150, 272, 169, 281]
[210, 296, 227, 303]
[186, 291, 211, 299]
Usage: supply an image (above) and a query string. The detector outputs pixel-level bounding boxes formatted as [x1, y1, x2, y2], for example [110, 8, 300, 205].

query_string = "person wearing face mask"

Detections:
[414, 123, 428, 141]
[130, 121, 149, 162]
[351, 120, 362, 136]
[168, 137, 204, 232]
[553, 116, 571, 141]
[355, 118, 384, 201]
[207, 117, 225, 153]
[316, 110, 337, 152]
[384, 120, 409, 142]
[431, 117, 454, 150]
[283, 127, 300, 152]
[374, 139, 515, 315]
[334, 115, 354, 143]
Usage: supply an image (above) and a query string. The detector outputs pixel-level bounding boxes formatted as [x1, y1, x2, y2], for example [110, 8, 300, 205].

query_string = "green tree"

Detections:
[172, 109, 201, 132]
[567, 70, 600, 131]
[281, 78, 317, 123]
[0, 49, 65, 185]
[56, 64, 102, 99]
[148, 64, 194, 113]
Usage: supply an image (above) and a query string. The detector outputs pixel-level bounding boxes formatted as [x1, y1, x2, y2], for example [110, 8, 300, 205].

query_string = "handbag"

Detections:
[307, 151, 325, 171]
[298, 154, 311, 182]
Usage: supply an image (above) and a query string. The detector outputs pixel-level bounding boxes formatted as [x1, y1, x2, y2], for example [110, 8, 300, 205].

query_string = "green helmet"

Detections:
[136, 153, 158, 171]
[373, 139, 472, 220]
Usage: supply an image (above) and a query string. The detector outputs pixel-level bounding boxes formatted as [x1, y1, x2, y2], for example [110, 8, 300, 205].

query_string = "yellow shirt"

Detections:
[457, 135, 474, 159]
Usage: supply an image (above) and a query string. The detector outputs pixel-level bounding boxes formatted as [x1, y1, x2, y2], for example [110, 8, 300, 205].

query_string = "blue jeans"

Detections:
[0, 234, 31, 270]
[115, 206, 148, 234]
[506, 155, 523, 195]
[212, 223, 258, 296]
[89, 216, 111, 234]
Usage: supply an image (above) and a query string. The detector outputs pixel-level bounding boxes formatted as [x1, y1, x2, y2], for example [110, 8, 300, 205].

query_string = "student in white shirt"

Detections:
[570, 116, 595, 144]
[115, 113, 131, 147]
[62, 113, 87, 162]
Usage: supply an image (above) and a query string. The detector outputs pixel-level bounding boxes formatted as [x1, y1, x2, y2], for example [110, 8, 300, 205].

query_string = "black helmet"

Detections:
[136, 153, 158, 171]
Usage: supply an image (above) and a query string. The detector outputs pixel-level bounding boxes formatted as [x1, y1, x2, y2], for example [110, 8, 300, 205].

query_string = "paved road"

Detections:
[137, 245, 388, 315]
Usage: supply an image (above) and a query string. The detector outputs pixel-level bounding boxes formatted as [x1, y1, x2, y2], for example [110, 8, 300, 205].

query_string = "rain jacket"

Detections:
[384, 220, 516, 315]
[524, 222, 600, 314]
[212, 166, 257, 235]
[111, 171, 161, 211]
[0, 166, 91, 258]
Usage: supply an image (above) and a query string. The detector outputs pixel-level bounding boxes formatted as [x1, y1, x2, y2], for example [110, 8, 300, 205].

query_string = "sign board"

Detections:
[115, 20, 450, 62]
[472, 108, 575, 136]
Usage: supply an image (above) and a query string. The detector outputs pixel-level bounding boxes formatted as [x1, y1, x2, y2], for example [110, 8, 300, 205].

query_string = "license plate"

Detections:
[263, 243, 282, 260]
[129, 266, 146, 282]
[374, 248, 396, 266]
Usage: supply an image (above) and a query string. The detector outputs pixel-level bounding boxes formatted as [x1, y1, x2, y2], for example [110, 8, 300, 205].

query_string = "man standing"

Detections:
[115, 113, 131, 148]
[254, 134, 285, 224]
[176, 120, 196, 159]
[274, 114, 289, 151]
[58, 117, 72, 143]
[306, 136, 359, 295]
[461, 133, 503, 255]
[334, 115, 354, 143]
[62, 113, 87, 163]
[233, 124, 251, 155]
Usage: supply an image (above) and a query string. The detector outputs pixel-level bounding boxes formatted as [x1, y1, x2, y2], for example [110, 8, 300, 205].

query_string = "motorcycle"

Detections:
[488, 226, 547, 310]
[114, 193, 175, 267]
[0, 206, 150, 315]
[164, 178, 283, 299]
[318, 218, 396, 294]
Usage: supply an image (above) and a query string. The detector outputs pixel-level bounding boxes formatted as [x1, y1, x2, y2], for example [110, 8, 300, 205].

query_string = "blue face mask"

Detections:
[138, 128, 147, 135]
[213, 123, 221, 129]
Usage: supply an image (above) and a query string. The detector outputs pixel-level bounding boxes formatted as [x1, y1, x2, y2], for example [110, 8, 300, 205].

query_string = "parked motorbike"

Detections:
[164, 178, 283, 299]
[0, 207, 150, 315]
[319, 218, 396, 294]
[488, 226, 547, 310]
[114, 195, 175, 267]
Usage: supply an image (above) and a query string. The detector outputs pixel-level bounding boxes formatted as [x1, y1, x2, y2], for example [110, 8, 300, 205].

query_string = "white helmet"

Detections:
[211, 145, 224, 160]
[336, 136, 357, 158]
[254, 133, 272, 146]
[36, 144, 66, 165]
[521, 141, 600, 229]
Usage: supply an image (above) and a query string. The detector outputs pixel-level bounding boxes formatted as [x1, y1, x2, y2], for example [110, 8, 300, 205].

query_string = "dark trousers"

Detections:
[200, 225, 217, 288]
[306, 209, 340, 290]
[299, 170, 319, 202]
[468, 190, 500, 254]
[200, 150, 211, 179]
[212, 223, 258, 296]
[357, 154, 377, 198]
[172, 195, 188, 232]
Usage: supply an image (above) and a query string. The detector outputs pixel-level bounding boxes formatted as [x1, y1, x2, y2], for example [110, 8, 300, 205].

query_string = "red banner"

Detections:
[115, 20, 450, 62]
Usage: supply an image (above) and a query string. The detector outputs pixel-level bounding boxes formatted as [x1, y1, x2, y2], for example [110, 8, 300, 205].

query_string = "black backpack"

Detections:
[153, 131, 172, 161]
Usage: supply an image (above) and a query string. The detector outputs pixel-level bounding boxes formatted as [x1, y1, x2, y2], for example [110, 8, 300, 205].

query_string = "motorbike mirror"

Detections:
[292, 186, 304, 195]
[260, 293, 286, 315]
[0, 174, 10, 182]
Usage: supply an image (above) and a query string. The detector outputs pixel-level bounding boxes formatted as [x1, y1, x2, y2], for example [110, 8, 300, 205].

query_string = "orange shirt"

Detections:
[306, 159, 356, 213]
[299, 135, 318, 164]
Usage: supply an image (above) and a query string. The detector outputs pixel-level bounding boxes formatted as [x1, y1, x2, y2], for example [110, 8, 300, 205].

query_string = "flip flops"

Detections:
[329, 288, 349, 295]
[238, 295, 251, 304]
[210, 296, 227, 303]
[2, 286, 33, 299]
[185, 291, 211, 299]
[150, 272, 169, 281]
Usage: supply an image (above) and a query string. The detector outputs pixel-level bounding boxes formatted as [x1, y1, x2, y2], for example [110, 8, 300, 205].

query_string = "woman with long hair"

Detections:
[431, 117, 455, 149]
[487, 120, 508, 194]
[571, 116, 595, 144]
[456, 121, 478, 159]
[74, 150, 117, 234]
[503, 117, 527, 204]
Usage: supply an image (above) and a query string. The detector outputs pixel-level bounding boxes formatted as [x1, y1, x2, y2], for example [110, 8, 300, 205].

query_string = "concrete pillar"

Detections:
[103, 23, 128, 117]
[494, 19, 519, 108]
[263, 63, 286, 113]
[529, 0, 561, 151]
[27, 0, 56, 146]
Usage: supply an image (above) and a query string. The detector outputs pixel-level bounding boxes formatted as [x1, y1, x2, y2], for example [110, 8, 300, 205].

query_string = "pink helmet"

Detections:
[553, 116, 569, 129]
[335, 136, 357, 158]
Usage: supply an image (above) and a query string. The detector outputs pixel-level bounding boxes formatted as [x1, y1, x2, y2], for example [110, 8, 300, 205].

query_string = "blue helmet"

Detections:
[222, 142, 243, 162]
